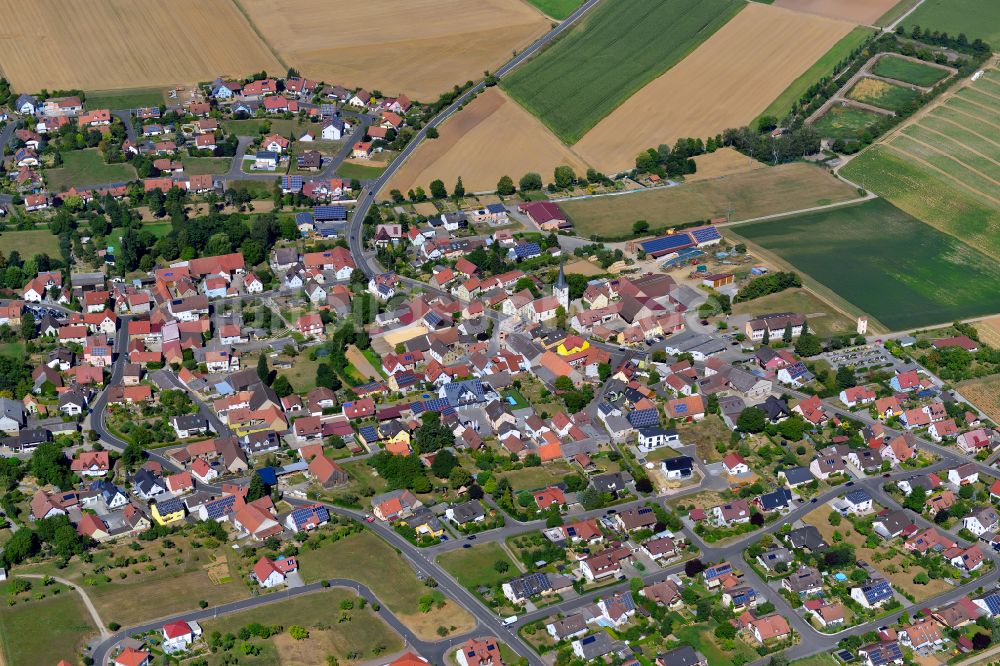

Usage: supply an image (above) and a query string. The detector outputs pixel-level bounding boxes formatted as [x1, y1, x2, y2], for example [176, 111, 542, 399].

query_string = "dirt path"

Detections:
[19, 574, 110, 639]
[345, 344, 380, 381]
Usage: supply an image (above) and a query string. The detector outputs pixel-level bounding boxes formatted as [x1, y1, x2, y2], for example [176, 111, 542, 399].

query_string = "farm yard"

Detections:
[560, 162, 857, 239]
[772, 0, 903, 25]
[839, 69, 1000, 261]
[846, 78, 922, 112]
[758, 26, 875, 123]
[384, 88, 591, 195]
[0, 0, 281, 91]
[573, 3, 856, 173]
[812, 104, 885, 140]
[902, 0, 1000, 49]
[503, 0, 744, 144]
[726, 199, 1000, 331]
[871, 55, 950, 87]
[237, 0, 549, 100]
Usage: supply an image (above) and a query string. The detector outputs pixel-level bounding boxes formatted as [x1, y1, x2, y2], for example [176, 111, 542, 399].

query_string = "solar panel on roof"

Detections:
[985, 594, 1000, 615]
[628, 409, 659, 427]
[690, 226, 722, 244]
[410, 402, 426, 414]
[205, 494, 237, 520]
[359, 426, 379, 441]
[641, 234, 694, 256]
[424, 398, 450, 412]
[314, 205, 347, 221]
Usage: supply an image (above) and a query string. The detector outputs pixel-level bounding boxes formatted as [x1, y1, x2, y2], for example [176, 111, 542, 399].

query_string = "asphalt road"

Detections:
[346, 0, 604, 279]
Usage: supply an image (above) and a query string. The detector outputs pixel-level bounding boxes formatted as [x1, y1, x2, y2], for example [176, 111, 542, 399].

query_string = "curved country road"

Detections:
[91, 578, 481, 665]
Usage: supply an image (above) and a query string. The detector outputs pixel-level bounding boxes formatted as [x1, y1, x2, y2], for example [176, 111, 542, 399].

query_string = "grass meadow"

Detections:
[846, 78, 922, 113]
[813, 104, 885, 140]
[503, 0, 743, 143]
[727, 199, 1000, 331]
[902, 0, 1000, 48]
[44, 149, 136, 190]
[871, 55, 949, 87]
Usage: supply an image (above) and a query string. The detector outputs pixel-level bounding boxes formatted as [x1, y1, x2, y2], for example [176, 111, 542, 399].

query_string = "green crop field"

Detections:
[902, 0, 1000, 49]
[503, 0, 743, 143]
[847, 78, 922, 112]
[727, 199, 1000, 331]
[759, 26, 875, 124]
[523, 0, 583, 19]
[84, 87, 164, 110]
[44, 149, 137, 190]
[872, 55, 949, 87]
[812, 105, 885, 140]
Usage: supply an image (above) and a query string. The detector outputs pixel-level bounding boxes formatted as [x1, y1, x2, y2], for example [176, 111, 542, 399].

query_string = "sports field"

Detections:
[813, 104, 885, 140]
[727, 199, 1000, 331]
[839, 71, 1000, 260]
[560, 162, 857, 239]
[0, 0, 281, 91]
[239, 0, 549, 100]
[758, 26, 875, 123]
[503, 0, 744, 143]
[871, 55, 950, 87]
[385, 88, 591, 194]
[846, 78, 922, 112]
[574, 3, 854, 173]
[902, 0, 1000, 49]
[773, 0, 901, 24]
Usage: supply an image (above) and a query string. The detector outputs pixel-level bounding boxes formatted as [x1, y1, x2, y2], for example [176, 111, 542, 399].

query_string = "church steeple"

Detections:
[554, 259, 569, 310]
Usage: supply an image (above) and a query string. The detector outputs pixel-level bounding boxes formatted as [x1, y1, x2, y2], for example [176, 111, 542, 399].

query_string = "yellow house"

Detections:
[557, 335, 590, 356]
[150, 498, 186, 526]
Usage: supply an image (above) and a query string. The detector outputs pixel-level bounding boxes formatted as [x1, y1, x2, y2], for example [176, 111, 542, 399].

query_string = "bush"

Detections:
[288, 625, 309, 640]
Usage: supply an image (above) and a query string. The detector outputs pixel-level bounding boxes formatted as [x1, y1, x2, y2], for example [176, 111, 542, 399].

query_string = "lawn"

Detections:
[438, 542, 518, 589]
[181, 156, 232, 175]
[523, 0, 583, 19]
[502, 389, 529, 410]
[199, 588, 402, 665]
[229, 180, 275, 199]
[0, 229, 61, 257]
[839, 144, 1000, 263]
[336, 162, 386, 181]
[44, 149, 137, 190]
[501, 461, 573, 491]
[847, 78, 922, 113]
[726, 199, 1000, 331]
[84, 87, 164, 110]
[812, 104, 885, 140]
[674, 623, 760, 666]
[0, 342, 26, 357]
[503, 0, 744, 143]
[792, 653, 840, 666]
[560, 162, 857, 239]
[0, 581, 97, 666]
[222, 118, 323, 138]
[730, 288, 856, 338]
[759, 26, 875, 123]
[872, 55, 949, 87]
[295, 530, 475, 640]
[902, 0, 1000, 49]
[277, 352, 321, 393]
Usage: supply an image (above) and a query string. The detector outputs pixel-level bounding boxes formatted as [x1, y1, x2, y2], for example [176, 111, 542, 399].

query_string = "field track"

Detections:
[773, 0, 901, 25]
[574, 3, 854, 173]
[238, 0, 550, 100]
[383, 88, 591, 194]
[0, 0, 281, 91]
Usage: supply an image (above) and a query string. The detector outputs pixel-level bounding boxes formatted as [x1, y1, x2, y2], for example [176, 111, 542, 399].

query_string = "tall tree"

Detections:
[257, 354, 269, 384]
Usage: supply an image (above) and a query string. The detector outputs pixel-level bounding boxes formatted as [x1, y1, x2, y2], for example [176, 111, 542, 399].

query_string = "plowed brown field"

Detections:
[773, 0, 901, 25]
[238, 0, 550, 100]
[574, 3, 854, 173]
[384, 88, 592, 194]
[0, 0, 281, 91]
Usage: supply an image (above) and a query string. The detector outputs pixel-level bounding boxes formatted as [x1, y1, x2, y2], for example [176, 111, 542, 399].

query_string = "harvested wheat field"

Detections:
[687, 148, 766, 182]
[385, 88, 591, 194]
[0, 0, 281, 91]
[574, 3, 854, 173]
[239, 0, 549, 100]
[957, 375, 1000, 424]
[773, 0, 901, 25]
[975, 317, 1000, 349]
